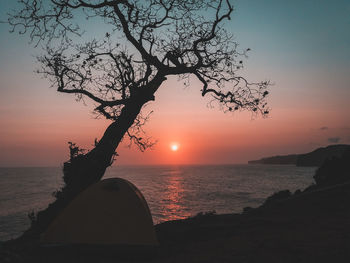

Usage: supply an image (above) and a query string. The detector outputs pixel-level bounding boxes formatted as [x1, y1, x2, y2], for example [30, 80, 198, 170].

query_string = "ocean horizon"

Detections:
[0, 164, 317, 241]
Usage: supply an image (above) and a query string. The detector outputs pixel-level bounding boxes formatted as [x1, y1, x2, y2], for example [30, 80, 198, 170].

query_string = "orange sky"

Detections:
[0, 1, 349, 166]
[0, 73, 348, 166]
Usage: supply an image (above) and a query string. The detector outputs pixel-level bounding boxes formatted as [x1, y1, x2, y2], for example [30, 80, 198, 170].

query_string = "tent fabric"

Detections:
[41, 178, 158, 246]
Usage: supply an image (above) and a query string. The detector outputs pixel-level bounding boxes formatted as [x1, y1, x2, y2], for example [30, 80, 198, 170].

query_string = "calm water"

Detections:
[0, 164, 316, 241]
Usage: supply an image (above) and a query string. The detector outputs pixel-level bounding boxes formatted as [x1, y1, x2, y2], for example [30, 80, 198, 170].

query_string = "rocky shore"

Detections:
[2, 150, 350, 263]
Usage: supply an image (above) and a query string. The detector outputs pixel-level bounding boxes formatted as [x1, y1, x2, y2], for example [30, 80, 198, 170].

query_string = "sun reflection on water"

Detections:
[160, 167, 191, 221]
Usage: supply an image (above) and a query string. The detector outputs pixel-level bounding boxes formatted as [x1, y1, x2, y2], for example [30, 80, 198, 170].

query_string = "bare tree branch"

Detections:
[8, 0, 271, 152]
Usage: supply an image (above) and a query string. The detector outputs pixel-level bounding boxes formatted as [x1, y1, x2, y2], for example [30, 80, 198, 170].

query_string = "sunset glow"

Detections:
[170, 143, 179, 152]
[0, 1, 349, 167]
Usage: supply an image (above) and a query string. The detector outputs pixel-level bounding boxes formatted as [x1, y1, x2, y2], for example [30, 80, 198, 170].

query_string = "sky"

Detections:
[0, 0, 349, 166]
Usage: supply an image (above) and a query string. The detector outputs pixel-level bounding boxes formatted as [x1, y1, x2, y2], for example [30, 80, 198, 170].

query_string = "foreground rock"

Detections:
[2, 179, 350, 263]
[155, 181, 350, 262]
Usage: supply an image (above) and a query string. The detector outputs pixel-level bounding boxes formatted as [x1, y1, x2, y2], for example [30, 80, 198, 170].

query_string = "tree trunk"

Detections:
[25, 98, 146, 239]
[64, 99, 145, 193]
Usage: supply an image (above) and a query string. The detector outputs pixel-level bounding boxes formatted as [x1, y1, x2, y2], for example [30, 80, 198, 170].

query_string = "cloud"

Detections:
[327, 137, 341, 143]
[320, 126, 328, 131]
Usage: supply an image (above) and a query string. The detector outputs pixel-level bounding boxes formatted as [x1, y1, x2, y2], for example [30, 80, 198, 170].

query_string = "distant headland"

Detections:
[248, 144, 350, 166]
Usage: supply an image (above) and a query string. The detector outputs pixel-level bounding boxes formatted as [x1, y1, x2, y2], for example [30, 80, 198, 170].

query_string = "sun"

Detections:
[170, 143, 179, 151]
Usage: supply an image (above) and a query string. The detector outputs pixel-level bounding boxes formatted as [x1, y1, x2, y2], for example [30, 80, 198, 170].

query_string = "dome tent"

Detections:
[41, 178, 158, 246]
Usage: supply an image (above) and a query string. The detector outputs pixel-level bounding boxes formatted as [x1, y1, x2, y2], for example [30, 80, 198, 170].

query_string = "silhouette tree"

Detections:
[8, 0, 270, 237]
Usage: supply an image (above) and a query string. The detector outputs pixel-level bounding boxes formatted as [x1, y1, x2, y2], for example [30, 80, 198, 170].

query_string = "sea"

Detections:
[0, 164, 317, 241]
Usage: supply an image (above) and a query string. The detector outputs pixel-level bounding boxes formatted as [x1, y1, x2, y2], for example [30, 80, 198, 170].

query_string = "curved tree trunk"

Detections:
[25, 98, 147, 239]
[64, 98, 145, 193]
